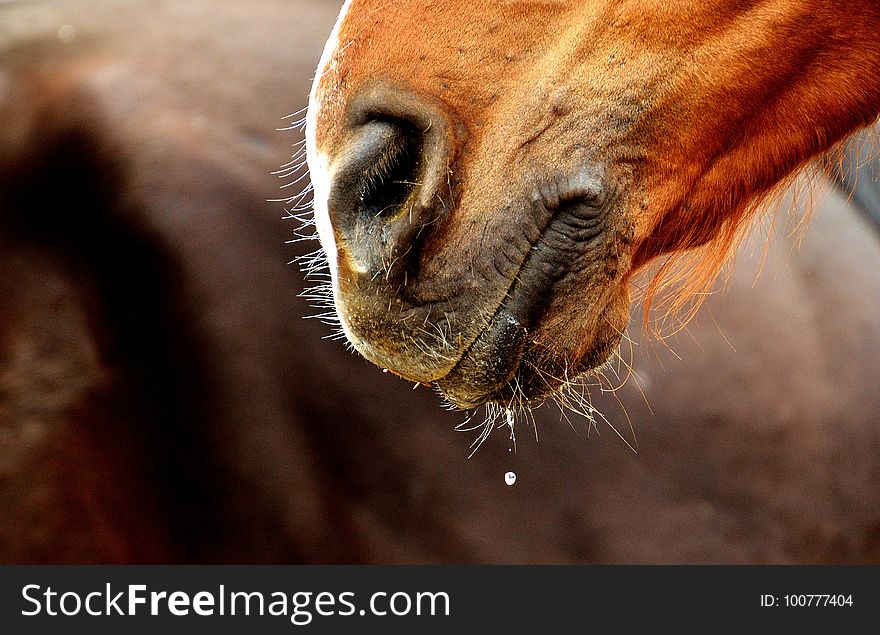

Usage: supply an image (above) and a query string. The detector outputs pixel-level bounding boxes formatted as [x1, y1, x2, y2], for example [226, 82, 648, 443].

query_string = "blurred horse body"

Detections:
[1, 0, 879, 563]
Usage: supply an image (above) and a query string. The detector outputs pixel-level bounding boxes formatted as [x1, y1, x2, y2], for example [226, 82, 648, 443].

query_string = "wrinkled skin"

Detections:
[307, 0, 880, 408]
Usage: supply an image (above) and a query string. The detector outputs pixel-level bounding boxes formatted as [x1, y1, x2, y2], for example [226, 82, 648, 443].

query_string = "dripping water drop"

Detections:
[505, 407, 516, 453]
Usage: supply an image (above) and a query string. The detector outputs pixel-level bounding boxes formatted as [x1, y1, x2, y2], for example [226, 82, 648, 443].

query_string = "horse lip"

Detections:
[433, 167, 611, 408]
[435, 305, 530, 409]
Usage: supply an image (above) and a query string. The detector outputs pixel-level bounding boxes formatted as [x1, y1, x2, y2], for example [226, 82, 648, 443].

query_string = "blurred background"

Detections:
[1, 0, 879, 564]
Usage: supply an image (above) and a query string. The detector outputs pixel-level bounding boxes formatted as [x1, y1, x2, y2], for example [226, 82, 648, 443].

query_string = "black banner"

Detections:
[0, 566, 876, 632]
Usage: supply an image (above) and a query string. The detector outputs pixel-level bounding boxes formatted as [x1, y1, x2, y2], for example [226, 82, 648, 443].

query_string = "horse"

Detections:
[2, 0, 880, 565]
[306, 0, 880, 410]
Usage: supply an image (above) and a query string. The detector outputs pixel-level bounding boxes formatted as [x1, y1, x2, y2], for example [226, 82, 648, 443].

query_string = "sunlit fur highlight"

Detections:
[638, 130, 880, 336]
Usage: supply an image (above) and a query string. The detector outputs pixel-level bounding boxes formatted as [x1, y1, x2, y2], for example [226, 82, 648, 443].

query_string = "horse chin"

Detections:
[434, 287, 629, 410]
[335, 272, 625, 409]
[433, 322, 624, 410]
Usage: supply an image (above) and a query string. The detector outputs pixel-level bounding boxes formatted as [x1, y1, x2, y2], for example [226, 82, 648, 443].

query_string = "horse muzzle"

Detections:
[309, 82, 631, 408]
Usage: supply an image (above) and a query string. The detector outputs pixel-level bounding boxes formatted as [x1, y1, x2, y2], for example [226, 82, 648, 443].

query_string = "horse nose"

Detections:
[326, 86, 453, 283]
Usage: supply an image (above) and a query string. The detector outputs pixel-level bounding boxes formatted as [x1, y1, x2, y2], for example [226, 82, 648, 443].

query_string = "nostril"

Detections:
[329, 118, 424, 232]
[328, 117, 432, 277]
[325, 82, 456, 282]
[357, 119, 423, 224]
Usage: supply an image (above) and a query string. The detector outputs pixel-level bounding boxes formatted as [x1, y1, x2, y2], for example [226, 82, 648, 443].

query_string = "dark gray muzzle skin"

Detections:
[322, 80, 620, 408]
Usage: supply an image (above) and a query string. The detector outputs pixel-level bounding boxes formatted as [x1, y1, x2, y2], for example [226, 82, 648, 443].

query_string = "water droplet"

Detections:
[504, 471, 517, 486]
[382, 368, 389, 373]
[505, 408, 517, 453]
